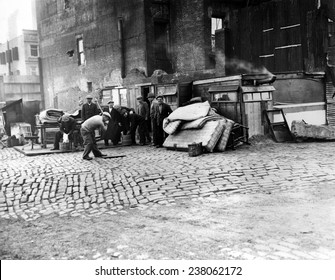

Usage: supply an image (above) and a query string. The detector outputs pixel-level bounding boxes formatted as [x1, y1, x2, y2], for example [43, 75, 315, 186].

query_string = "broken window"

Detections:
[76, 37, 86, 66]
[211, 17, 223, 51]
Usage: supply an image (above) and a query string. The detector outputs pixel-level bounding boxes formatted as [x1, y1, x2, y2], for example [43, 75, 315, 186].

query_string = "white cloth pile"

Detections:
[163, 101, 235, 152]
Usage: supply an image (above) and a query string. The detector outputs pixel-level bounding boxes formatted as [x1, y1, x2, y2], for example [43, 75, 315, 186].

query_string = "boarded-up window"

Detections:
[12, 47, 19, 61]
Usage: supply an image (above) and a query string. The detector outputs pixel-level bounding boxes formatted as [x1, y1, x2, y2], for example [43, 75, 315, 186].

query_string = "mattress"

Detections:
[215, 118, 235, 152]
[180, 115, 223, 130]
[163, 120, 226, 152]
[166, 101, 211, 121]
[39, 109, 64, 124]
[163, 119, 182, 134]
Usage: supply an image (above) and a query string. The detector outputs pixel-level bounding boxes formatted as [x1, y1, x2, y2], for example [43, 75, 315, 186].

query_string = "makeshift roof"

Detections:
[0, 99, 23, 111]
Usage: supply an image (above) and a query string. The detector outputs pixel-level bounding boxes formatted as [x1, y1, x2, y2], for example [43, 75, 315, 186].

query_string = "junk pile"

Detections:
[291, 120, 335, 141]
[38, 109, 64, 124]
[163, 101, 237, 153]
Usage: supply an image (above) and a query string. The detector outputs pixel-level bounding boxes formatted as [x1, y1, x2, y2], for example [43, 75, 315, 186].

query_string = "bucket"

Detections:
[60, 142, 72, 151]
[188, 142, 202, 157]
[122, 134, 132, 146]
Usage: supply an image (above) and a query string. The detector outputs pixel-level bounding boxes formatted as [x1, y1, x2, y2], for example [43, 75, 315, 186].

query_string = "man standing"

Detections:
[153, 95, 172, 148]
[80, 112, 111, 160]
[128, 109, 146, 146]
[81, 95, 99, 121]
[103, 100, 122, 146]
[51, 114, 80, 151]
[147, 92, 158, 146]
[136, 96, 151, 144]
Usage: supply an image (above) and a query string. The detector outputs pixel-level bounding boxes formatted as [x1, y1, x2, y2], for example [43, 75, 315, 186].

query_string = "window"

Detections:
[87, 82, 92, 92]
[211, 17, 223, 50]
[77, 37, 85, 66]
[6, 50, 12, 62]
[12, 47, 19, 61]
[213, 91, 238, 102]
[30, 45, 38, 57]
[0, 52, 6, 64]
[30, 66, 38, 76]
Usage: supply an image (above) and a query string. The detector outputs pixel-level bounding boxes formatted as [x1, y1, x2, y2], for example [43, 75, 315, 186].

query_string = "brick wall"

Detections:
[37, 0, 147, 111]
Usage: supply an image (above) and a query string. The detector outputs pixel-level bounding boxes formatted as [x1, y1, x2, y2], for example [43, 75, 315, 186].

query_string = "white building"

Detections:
[0, 29, 39, 76]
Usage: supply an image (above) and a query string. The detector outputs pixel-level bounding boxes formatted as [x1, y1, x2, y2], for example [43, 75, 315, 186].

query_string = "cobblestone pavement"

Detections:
[1, 141, 335, 260]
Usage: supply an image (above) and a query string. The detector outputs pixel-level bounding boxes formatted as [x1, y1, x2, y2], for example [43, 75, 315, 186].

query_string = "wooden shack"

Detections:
[193, 74, 275, 137]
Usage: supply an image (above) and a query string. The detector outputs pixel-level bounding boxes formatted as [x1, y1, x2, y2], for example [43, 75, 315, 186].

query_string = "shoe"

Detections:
[95, 154, 107, 157]
[83, 156, 93, 160]
[155, 145, 162, 148]
[50, 148, 59, 151]
[140, 143, 146, 146]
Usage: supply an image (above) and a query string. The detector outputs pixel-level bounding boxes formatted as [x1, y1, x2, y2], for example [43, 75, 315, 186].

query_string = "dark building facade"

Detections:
[36, 0, 335, 127]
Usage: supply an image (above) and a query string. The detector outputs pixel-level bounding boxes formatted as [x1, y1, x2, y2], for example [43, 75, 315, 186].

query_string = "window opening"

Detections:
[77, 37, 86, 66]
[211, 17, 223, 50]
[30, 45, 38, 57]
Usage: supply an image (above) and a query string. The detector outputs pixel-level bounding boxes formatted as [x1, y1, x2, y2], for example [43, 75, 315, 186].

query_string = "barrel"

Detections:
[122, 134, 132, 146]
[188, 142, 202, 157]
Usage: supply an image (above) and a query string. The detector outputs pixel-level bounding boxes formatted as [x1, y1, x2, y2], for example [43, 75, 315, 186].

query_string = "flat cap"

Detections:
[147, 92, 155, 98]
[136, 95, 143, 100]
[86, 95, 93, 99]
[156, 94, 164, 99]
[107, 100, 114, 104]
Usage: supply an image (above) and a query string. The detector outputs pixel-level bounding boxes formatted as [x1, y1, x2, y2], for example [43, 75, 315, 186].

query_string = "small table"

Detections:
[24, 136, 39, 150]
[36, 123, 59, 148]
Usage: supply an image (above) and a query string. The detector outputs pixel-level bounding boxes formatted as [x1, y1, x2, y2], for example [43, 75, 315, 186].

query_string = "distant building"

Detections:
[0, 30, 40, 77]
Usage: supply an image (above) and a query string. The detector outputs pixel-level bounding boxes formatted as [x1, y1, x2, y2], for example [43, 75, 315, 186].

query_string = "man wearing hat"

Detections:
[50, 113, 80, 151]
[81, 94, 99, 122]
[147, 92, 158, 146]
[152, 95, 172, 148]
[80, 112, 110, 160]
[136, 95, 151, 144]
[103, 100, 122, 146]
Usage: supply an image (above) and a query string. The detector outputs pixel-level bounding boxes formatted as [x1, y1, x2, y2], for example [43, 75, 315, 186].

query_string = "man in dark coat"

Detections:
[51, 114, 80, 151]
[128, 108, 146, 145]
[152, 95, 172, 148]
[81, 95, 99, 121]
[147, 92, 158, 146]
[103, 100, 122, 146]
[136, 96, 151, 143]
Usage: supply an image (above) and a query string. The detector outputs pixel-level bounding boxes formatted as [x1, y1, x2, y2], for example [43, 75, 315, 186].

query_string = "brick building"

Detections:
[36, 0, 246, 111]
[36, 0, 335, 130]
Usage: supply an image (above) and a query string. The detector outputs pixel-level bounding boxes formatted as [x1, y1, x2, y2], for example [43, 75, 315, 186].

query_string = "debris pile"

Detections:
[162, 101, 236, 152]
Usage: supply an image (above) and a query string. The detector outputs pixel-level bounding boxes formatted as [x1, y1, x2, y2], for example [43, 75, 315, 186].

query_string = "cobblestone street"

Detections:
[1, 141, 335, 260]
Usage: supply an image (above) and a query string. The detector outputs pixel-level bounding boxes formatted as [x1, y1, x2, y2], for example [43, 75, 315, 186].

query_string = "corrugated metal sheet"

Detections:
[326, 81, 335, 126]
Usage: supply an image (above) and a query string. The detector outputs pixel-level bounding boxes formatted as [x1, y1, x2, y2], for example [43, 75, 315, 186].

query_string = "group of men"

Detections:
[51, 93, 172, 160]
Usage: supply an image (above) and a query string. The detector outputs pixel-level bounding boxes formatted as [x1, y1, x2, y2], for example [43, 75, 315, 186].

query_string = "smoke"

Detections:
[226, 58, 272, 75]
[216, 50, 273, 75]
